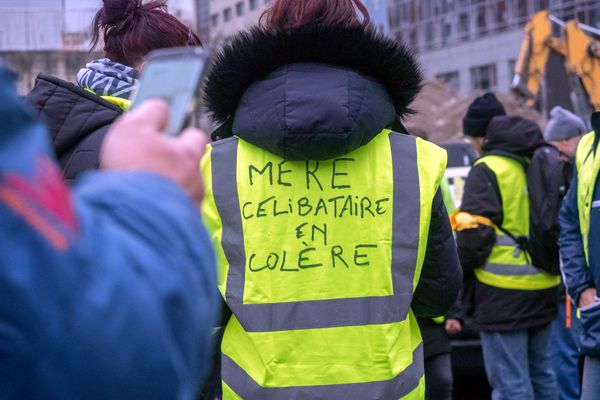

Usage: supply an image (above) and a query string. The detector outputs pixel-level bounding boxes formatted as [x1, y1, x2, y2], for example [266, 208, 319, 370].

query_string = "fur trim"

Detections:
[203, 25, 423, 124]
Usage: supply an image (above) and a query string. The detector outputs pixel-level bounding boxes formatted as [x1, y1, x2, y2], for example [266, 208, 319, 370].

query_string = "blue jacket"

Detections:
[0, 65, 219, 398]
[559, 112, 600, 356]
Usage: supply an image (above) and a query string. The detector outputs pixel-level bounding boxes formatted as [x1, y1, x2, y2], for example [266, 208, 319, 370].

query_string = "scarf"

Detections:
[76, 59, 138, 100]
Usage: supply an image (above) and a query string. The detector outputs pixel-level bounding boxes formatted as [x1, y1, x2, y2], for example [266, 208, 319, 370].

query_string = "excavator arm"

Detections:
[512, 11, 600, 125]
[512, 11, 565, 106]
[564, 20, 600, 113]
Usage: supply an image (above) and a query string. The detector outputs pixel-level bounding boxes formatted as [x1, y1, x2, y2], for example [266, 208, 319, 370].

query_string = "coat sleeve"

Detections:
[559, 169, 594, 305]
[411, 189, 463, 318]
[70, 172, 220, 397]
[0, 65, 218, 398]
[61, 126, 109, 183]
[456, 163, 501, 276]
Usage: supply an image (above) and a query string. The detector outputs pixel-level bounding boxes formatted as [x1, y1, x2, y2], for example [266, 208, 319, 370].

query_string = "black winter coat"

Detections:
[203, 24, 463, 319]
[417, 301, 462, 359]
[457, 116, 559, 331]
[26, 74, 122, 183]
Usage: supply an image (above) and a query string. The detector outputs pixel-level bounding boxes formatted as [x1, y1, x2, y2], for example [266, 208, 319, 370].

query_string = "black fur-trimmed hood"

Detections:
[203, 25, 423, 160]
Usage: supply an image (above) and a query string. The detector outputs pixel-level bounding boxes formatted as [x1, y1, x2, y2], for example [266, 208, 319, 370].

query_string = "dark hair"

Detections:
[91, 0, 201, 67]
[260, 0, 370, 30]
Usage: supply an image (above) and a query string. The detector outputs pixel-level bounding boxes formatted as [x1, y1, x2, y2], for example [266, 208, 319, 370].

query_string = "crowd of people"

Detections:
[1, 0, 599, 399]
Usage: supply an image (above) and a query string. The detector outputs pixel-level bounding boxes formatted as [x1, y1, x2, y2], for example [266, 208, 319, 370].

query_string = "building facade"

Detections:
[208, 0, 270, 42]
[206, 0, 387, 42]
[388, 0, 600, 95]
[0, 0, 199, 93]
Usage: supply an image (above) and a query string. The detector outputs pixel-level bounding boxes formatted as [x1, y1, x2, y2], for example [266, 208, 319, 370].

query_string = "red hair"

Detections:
[260, 0, 370, 30]
[91, 0, 201, 67]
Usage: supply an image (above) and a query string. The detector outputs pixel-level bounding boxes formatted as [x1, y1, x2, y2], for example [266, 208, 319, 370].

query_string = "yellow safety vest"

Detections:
[83, 87, 131, 110]
[576, 131, 600, 263]
[201, 130, 447, 399]
[473, 155, 560, 290]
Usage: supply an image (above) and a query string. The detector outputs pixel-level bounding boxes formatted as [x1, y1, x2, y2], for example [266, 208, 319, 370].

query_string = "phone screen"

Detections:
[131, 53, 205, 136]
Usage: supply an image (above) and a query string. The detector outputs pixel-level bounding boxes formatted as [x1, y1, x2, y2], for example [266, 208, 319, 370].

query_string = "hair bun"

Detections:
[90, 0, 199, 67]
[101, 0, 142, 25]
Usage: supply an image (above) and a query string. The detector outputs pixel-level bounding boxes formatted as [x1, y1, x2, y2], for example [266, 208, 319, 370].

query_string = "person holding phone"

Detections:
[0, 62, 218, 399]
[26, 0, 201, 183]
[200, 0, 462, 398]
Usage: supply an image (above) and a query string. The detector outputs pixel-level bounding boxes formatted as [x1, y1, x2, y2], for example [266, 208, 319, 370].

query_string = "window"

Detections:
[394, 31, 403, 44]
[442, 18, 452, 39]
[211, 13, 219, 27]
[470, 64, 498, 91]
[534, 0, 549, 12]
[507, 59, 517, 89]
[458, 13, 470, 40]
[424, 21, 435, 49]
[517, 1, 528, 24]
[249, 0, 258, 11]
[223, 7, 232, 22]
[436, 71, 460, 93]
[441, 0, 454, 13]
[494, 0, 507, 31]
[508, 59, 516, 76]
[236, 2, 245, 16]
[409, 29, 419, 50]
[476, 6, 488, 36]
[553, 2, 575, 23]
[389, 3, 401, 29]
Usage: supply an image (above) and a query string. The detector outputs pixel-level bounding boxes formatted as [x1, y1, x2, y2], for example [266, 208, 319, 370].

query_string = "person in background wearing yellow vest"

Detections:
[200, 0, 462, 398]
[559, 111, 600, 400]
[25, 0, 202, 183]
[544, 106, 586, 400]
[456, 115, 560, 400]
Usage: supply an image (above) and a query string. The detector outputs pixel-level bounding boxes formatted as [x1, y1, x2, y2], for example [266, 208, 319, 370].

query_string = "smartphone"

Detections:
[130, 46, 209, 136]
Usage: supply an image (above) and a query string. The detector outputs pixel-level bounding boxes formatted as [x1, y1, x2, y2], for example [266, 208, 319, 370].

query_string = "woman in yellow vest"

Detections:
[201, 1, 462, 398]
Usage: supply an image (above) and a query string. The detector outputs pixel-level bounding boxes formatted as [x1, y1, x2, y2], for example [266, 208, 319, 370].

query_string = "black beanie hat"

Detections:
[463, 92, 506, 137]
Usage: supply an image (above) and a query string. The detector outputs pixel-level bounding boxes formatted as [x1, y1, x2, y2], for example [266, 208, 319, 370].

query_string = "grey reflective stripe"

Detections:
[495, 234, 517, 246]
[210, 137, 246, 306]
[483, 263, 543, 276]
[222, 343, 424, 400]
[592, 200, 600, 208]
[210, 132, 421, 332]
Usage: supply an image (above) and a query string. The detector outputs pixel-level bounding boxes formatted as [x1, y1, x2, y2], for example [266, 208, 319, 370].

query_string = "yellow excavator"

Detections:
[512, 10, 600, 128]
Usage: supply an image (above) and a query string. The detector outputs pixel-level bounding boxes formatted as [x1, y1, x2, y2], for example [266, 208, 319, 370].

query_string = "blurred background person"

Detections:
[25, 0, 201, 183]
[543, 106, 586, 400]
[559, 111, 600, 400]
[0, 63, 218, 399]
[545, 106, 586, 170]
